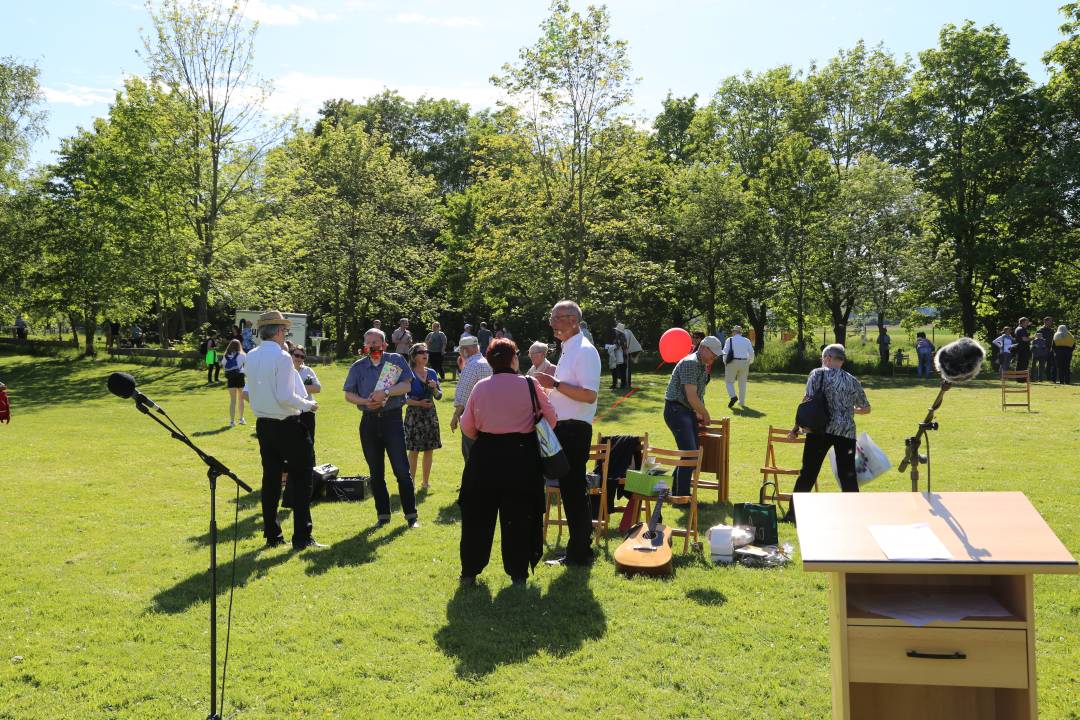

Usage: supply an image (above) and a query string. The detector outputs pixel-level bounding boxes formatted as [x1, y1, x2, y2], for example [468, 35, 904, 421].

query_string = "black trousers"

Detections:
[256, 416, 313, 545]
[207, 362, 220, 383]
[1015, 346, 1031, 372]
[1055, 347, 1073, 384]
[792, 432, 860, 498]
[459, 431, 544, 580]
[554, 419, 594, 563]
[429, 351, 444, 380]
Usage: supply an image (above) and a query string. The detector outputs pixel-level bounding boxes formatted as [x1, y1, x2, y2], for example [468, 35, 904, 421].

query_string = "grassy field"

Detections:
[1, 354, 1077, 719]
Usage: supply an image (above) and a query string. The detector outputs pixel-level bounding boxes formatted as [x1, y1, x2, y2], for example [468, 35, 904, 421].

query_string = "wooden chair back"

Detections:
[639, 445, 703, 553]
[1001, 370, 1031, 411]
[697, 416, 731, 503]
[759, 425, 811, 517]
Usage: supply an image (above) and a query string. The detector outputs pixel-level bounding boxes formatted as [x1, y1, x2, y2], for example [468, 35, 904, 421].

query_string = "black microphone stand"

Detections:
[131, 395, 251, 720]
[898, 381, 951, 493]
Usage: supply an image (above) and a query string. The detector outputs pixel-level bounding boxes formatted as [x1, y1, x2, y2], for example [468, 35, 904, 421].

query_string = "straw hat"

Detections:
[255, 310, 292, 329]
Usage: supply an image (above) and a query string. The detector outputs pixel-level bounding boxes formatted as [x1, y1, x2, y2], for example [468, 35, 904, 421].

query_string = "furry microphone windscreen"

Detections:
[934, 337, 986, 383]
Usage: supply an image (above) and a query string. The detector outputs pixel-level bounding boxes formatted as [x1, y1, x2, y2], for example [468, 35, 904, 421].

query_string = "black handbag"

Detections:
[527, 377, 570, 479]
[795, 370, 830, 433]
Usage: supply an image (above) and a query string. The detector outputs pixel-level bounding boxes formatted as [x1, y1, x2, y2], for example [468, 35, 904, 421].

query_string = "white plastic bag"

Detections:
[828, 431, 891, 486]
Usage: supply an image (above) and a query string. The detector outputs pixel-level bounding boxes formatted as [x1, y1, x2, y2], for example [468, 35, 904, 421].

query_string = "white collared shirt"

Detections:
[723, 334, 755, 363]
[243, 341, 316, 419]
[550, 331, 602, 423]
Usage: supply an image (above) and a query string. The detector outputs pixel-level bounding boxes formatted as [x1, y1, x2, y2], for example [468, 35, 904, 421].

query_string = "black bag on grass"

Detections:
[733, 502, 778, 546]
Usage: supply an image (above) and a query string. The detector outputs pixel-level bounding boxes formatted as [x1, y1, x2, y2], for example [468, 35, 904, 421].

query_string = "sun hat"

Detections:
[459, 336, 479, 348]
[255, 310, 292, 329]
[528, 341, 549, 354]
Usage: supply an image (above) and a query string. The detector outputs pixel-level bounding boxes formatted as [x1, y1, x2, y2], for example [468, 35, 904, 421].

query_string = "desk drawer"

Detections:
[847, 626, 1027, 689]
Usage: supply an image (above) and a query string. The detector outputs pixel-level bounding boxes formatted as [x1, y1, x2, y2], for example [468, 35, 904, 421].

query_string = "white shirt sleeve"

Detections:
[273, 353, 315, 412]
[577, 343, 601, 392]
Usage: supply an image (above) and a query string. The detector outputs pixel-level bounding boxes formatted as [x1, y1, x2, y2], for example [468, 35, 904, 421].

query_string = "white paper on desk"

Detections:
[868, 522, 953, 561]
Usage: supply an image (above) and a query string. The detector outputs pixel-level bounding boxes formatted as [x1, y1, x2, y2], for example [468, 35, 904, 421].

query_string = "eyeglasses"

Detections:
[549, 313, 575, 321]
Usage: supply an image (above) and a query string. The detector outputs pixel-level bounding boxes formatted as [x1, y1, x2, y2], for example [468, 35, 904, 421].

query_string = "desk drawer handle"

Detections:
[906, 650, 967, 660]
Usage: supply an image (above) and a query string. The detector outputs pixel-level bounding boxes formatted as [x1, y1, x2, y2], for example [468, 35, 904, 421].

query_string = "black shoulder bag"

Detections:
[795, 370, 830, 434]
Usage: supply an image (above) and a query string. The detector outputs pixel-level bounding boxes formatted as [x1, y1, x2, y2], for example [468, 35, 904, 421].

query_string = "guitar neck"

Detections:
[646, 492, 667, 536]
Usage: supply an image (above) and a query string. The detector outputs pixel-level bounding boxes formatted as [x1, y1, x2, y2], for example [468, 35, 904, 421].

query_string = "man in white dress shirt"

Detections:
[721, 325, 756, 409]
[244, 311, 322, 550]
[534, 300, 602, 566]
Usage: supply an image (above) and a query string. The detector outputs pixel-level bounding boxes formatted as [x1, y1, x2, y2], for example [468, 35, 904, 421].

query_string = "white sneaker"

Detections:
[229, 420, 236, 427]
[238, 417, 247, 425]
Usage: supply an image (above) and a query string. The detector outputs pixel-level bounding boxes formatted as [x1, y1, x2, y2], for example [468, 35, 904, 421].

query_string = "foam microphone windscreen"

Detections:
[107, 371, 137, 399]
[934, 337, 985, 383]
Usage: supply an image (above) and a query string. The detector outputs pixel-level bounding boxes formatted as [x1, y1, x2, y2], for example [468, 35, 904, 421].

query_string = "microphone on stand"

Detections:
[898, 338, 986, 492]
[106, 371, 164, 413]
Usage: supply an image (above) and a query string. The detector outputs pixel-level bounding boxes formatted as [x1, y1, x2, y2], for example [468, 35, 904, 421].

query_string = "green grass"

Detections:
[0, 355, 1077, 719]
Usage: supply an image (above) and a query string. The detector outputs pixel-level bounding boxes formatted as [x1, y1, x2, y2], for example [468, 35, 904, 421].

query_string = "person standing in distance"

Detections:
[392, 318, 413, 355]
[425, 321, 448, 381]
[721, 325, 756, 409]
[534, 300, 602, 566]
[344, 328, 420, 529]
[450, 335, 492, 462]
[244, 311, 322, 550]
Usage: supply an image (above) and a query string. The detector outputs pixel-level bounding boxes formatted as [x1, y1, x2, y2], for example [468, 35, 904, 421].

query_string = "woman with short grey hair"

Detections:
[785, 344, 871, 523]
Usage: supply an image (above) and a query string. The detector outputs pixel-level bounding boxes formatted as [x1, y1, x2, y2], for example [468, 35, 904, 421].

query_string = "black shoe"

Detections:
[292, 538, 327, 550]
[728, 396, 737, 409]
[264, 536, 286, 548]
[372, 518, 390, 529]
[511, 577, 527, 586]
[407, 518, 421, 529]
[459, 575, 477, 587]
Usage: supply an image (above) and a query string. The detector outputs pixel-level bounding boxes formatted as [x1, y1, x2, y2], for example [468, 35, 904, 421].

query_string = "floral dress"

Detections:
[404, 367, 442, 451]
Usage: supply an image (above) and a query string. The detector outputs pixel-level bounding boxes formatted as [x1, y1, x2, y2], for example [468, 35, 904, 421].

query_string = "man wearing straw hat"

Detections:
[244, 311, 322, 550]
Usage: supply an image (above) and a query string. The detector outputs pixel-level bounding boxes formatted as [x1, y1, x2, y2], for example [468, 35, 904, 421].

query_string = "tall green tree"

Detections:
[0, 57, 45, 189]
[492, 0, 635, 297]
[264, 124, 442, 356]
[887, 21, 1035, 337]
[142, 0, 277, 325]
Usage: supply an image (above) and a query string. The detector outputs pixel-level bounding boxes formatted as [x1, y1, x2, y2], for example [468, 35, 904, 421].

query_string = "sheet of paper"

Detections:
[849, 589, 1013, 627]
[868, 522, 953, 561]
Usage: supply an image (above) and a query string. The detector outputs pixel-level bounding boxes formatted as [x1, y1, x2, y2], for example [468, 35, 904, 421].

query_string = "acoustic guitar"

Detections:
[614, 483, 673, 577]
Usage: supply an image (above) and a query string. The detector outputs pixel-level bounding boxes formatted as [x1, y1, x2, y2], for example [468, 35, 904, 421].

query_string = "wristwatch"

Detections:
[553, 380, 561, 390]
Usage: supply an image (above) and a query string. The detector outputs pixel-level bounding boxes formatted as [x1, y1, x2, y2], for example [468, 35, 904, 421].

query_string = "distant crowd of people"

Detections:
[992, 317, 1074, 383]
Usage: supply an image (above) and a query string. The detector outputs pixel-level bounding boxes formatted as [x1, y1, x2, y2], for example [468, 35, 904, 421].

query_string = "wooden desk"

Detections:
[796, 492, 1077, 720]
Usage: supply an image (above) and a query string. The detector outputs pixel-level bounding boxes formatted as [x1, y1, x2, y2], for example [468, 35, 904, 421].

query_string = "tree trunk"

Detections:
[68, 313, 79, 346]
[746, 302, 767, 354]
[83, 305, 96, 356]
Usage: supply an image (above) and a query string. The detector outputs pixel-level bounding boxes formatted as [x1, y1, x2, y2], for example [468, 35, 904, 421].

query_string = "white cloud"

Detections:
[41, 84, 116, 108]
[244, 0, 336, 25]
[387, 12, 482, 28]
[263, 71, 502, 117]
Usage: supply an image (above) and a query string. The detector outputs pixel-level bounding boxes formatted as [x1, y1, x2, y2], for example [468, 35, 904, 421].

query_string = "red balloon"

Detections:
[659, 328, 693, 363]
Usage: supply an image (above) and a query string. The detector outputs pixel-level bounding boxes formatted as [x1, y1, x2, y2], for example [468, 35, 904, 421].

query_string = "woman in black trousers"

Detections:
[784, 344, 871, 524]
[457, 339, 558, 586]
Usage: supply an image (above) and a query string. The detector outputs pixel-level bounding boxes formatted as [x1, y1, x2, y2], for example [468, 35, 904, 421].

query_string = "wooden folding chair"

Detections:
[1001, 370, 1031, 411]
[598, 432, 648, 535]
[543, 441, 613, 546]
[696, 417, 731, 503]
[759, 425, 812, 517]
[638, 445, 703, 553]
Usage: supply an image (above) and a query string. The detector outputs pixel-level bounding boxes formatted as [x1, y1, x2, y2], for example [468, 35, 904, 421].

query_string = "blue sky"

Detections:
[5, 0, 1070, 168]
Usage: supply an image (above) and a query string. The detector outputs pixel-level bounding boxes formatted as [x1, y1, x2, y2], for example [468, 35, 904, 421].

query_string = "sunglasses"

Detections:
[292, 353, 305, 359]
[414, 351, 429, 356]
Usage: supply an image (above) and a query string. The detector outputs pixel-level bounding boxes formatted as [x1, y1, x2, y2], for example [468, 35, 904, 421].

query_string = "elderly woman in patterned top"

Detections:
[785, 344, 871, 523]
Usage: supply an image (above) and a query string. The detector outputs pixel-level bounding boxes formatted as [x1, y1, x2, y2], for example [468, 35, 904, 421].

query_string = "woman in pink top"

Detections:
[458, 339, 556, 586]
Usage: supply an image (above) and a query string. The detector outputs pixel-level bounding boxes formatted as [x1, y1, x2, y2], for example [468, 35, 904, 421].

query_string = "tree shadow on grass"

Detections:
[301, 525, 408, 576]
[149, 546, 293, 614]
[434, 566, 606, 678]
[0, 358, 187, 415]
